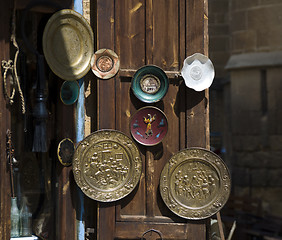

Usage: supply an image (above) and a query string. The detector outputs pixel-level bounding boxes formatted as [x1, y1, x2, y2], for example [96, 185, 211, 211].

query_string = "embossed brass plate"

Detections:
[43, 9, 94, 80]
[160, 148, 231, 220]
[72, 130, 142, 202]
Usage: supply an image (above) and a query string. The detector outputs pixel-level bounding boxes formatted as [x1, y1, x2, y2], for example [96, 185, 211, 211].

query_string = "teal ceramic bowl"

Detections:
[60, 80, 80, 105]
[131, 65, 169, 103]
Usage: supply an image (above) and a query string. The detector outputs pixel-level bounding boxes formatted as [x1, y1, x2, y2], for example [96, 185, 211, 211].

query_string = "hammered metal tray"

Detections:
[72, 130, 142, 202]
[43, 9, 94, 80]
[160, 148, 231, 220]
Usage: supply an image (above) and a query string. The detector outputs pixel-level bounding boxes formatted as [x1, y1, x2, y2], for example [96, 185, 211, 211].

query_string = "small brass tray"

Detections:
[160, 148, 231, 220]
[72, 130, 142, 202]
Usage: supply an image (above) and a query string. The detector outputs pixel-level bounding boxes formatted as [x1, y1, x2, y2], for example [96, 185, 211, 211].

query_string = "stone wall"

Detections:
[230, 0, 282, 54]
[209, 0, 282, 216]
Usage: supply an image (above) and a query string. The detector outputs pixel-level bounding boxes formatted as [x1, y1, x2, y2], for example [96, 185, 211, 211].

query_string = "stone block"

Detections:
[231, 111, 261, 135]
[268, 169, 282, 187]
[231, 0, 259, 11]
[215, 13, 229, 24]
[233, 186, 251, 197]
[230, 70, 261, 111]
[268, 110, 282, 135]
[247, 6, 282, 31]
[232, 136, 261, 151]
[256, 26, 282, 51]
[209, 25, 229, 36]
[269, 136, 282, 151]
[251, 169, 269, 187]
[232, 166, 251, 186]
[253, 151, 282, 168]
[231, 30, 256, 53]
[210, 36, 230, 52]
[209, 0, 229, 14]
[230, 10, 247, 32]
[260, 0, 282, 5]
[210, 51, 230, 66]
[267, 68, 282, 111]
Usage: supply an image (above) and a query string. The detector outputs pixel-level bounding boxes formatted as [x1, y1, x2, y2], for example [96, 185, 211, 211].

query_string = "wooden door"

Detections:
[95, 0, 209, 239]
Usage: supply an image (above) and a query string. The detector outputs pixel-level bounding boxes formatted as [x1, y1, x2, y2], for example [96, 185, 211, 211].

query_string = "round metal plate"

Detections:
[130, 106, 168, 146]
[131, 65, 168, 103]
[43, 9, 94, 80]
[72, 130, 142, 202]
[160, 148, 231, 220]
[60, 80, 79, 105]
[91, 49, 120, 79]
[57, 138, 75, 166]
[181, 53, 215, 91]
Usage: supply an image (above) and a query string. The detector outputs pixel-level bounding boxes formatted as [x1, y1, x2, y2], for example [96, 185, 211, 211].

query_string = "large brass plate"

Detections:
[43, 9, 94, 80]
[160, 148, 231, 220]
[72, 130, 142, 202]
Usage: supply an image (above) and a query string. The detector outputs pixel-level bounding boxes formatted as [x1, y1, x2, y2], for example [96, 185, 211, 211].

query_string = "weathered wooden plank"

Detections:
[115, 0, 146, 218]
[115, 221, 190, 239]
[0, 1, 12, 239]
[55, 83, 76, 240]
[96, 0, 116, 239]
[185, 0, 209, 239]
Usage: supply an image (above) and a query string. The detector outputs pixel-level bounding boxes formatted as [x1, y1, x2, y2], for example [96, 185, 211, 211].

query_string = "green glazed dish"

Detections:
[131, 65, 169, 103]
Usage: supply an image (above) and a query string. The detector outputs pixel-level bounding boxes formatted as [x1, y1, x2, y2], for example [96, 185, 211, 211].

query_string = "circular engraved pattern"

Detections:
[140, 74, 161, 94]
[91, 49, 120, 79]
[96, 55, 114, 72]
[160, 148, 231, 220]
[190, 66, 202, 81]
[72, 130, 142, 202]
[82, 141, 130, 190]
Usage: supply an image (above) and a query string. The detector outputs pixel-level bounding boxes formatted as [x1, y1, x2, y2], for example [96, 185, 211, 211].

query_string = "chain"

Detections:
[1, 5, 26, 114]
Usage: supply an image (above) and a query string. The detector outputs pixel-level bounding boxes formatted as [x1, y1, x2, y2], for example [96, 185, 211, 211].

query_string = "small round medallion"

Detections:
[91, 49, 120, 79]
[190, 66, 202, 81]
[96, 55, 114, 72]
[140, 74, 161, 94]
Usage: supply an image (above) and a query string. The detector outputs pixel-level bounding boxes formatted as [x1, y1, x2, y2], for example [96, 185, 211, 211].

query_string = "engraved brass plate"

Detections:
[72, 130, 142, 202]
[160, 148, 231, 220]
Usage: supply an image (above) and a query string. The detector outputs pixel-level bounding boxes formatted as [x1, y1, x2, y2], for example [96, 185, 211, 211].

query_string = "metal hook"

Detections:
[141, 229, 163, 240]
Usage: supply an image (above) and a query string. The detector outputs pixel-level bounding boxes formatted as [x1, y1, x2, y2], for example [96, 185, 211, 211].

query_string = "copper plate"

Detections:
[160, 148, 231, 220]
[91, 49, 120, 79]
[43, 9, 94, 80]
[57, 138, 75, 166]
[72, 130, 142, 202]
